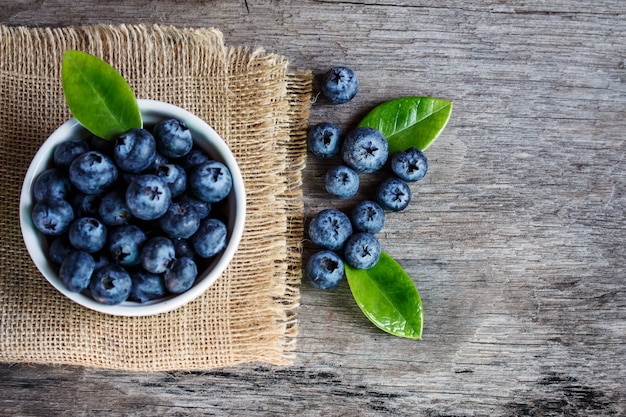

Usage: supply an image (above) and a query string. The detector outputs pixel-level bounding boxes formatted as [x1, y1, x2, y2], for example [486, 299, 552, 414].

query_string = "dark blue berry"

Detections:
[308, 209, 353, 251]
[153, 118, 193, 158]
[343, 232, 381, 269]
[376, 177, 412, 212]
[108, 224, 147, 266]
[32, 199, 74, 236]
[69, 151, 118, 195]
[189, 160, 233, 203]
[59, 251, 95, 292]
[164, 257, 198, 294]
[325, 165, 359, 199]
[320, 66, 359, 104]
[68, 217, 107, 253]
[305, 250, 344, 290]
[53, 138, 89, 170]
[125, 174, 172, 221]
[98, 189, 132, 226]
[351, 200, 385, 234]
[141, 236, 176, 274]
[158, 201, 201, 239]
[130, 269, 167, 303]
[33, 168, 72, 202]
[114, 128, 157, 173]
[341, 127, 388, 174]
[191, 218, 227, 258]
[90, 264, 132, 305]
[307, 122, 342, 158]
[155, 163, 187, 198]
[391, 147, 428, 182]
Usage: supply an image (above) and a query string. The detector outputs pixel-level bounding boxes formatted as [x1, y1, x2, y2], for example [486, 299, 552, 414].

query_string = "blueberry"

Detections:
[148, 152, 169, 171]
[158, 201, 201, 239]
[48, 235, 73, 265]
[141, 236, 176, 274]
[155, 163, 187, 198]
[98, 189, 132, 226]
[130, 269, 167, 303]
[33, 168, 72, 202]
[177, 192, 211, 219]
[343, 232, 381, 269]
[164, 257, 198, 294]
[178, 148, 209, 170]
[191, 218, 227, 258]
[53, 138, 89, 170]
[320, 66, 359, 104]
[173, 238, 196, 259]
[59, 251, 95, 292]
[391, 147, 428, 182]
[89, 264, 132, 305]
[325, 165, 359, 199]
[305, 250, 344, 290]
[69, 151, 118, 195]
[153, 118, 193, 158]
[376, 177, 411, 212]
[68, 217, 107, 253]
[114, 128, 157, 173]
[307, 122, 343, 158]
[31, 199, 74, 236]
[125, 174, 172, 221]
[308, 209, 353, 251]
[351, 200, 385, 234]
[189, 161, 233, 203]
[71, 192, 101, 217]
[341, 127, 388, 174]
[108, 224, 147, 266]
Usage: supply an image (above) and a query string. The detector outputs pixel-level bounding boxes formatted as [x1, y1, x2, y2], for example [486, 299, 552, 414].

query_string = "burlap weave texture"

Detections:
[0, 24, 312, 371]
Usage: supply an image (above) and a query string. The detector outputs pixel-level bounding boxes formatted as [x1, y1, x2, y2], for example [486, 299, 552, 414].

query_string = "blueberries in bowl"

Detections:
[20, 100, 246, 316]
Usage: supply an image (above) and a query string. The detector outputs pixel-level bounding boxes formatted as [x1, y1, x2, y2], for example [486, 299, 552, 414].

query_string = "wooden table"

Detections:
[2, 2, 625, 415]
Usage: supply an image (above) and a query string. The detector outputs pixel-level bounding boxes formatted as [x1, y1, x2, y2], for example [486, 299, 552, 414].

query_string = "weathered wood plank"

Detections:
[1, 1, 625, 416]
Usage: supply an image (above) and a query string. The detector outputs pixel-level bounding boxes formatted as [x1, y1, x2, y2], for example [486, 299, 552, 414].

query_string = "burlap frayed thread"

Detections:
[0, 24, 312, 371]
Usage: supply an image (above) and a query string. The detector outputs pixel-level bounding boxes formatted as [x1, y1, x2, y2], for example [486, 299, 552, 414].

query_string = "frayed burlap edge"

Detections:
[0, 24, 312, 371]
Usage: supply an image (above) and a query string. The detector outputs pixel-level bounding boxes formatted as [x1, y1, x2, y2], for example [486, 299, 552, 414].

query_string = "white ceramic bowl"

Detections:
[20, 99, 246, 316]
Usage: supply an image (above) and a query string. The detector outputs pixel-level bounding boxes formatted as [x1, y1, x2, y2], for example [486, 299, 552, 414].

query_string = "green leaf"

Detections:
[358, 96, 452, 154]
[62, 50, 142, 140]
[345, 252, 423, 339]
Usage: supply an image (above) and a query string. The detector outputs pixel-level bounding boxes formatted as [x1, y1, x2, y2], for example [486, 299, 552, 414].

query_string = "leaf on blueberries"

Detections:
[62, 50, 142, 141]
[345, 251, 423, 339]
[358, 96, 452, 154]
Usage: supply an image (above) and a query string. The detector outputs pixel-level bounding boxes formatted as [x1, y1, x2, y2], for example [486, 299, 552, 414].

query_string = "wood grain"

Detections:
[1, 1, 625, 415]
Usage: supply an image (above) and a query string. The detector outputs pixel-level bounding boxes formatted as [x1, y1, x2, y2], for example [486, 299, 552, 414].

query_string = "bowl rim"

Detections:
[19, 99, 246, 316]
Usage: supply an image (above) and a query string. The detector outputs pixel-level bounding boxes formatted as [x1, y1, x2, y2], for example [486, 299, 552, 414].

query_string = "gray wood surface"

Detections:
[2, 1, 625, 416]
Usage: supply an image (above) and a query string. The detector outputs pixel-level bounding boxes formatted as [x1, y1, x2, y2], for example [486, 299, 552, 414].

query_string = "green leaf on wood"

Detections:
[345, 252, 423, 339]
[62, 50, 142, 140]
[358, 96, 452, 154]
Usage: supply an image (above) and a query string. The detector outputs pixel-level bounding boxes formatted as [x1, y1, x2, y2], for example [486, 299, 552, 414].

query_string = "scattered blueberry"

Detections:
[391, 147, 428, 182]
[53, 137, 89, 170]
[192, 218, 227, 258]
[341, 127, 388, 174]
[69, 151, 118, 195]
[306, 250, 344, 290]
[325, 165, 359, 199]
[153, 118, 193, 158]
[59, 251, 95, 292]
[125, 174, 172, 220]
[343, 232, 381, 269]
[114, 128, 157, 173]
[32, 199, 75, 236]
[90, 264, 132, 305]
[68, 217, 107, 253]
[351, 200, 385, 234]
[376, 177, 412, 212]
[307, 122, 343, 158]
[189, 160, 233, 203]
[164, 257, 198, 294]
[33, 168, 72, 202]
[308, 209, 353, 251]
[141, 236, 176, 274]
[320, 66, 359, 104]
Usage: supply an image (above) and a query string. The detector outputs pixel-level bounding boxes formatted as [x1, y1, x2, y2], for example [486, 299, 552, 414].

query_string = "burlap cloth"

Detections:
[0, 24, 312, 371]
